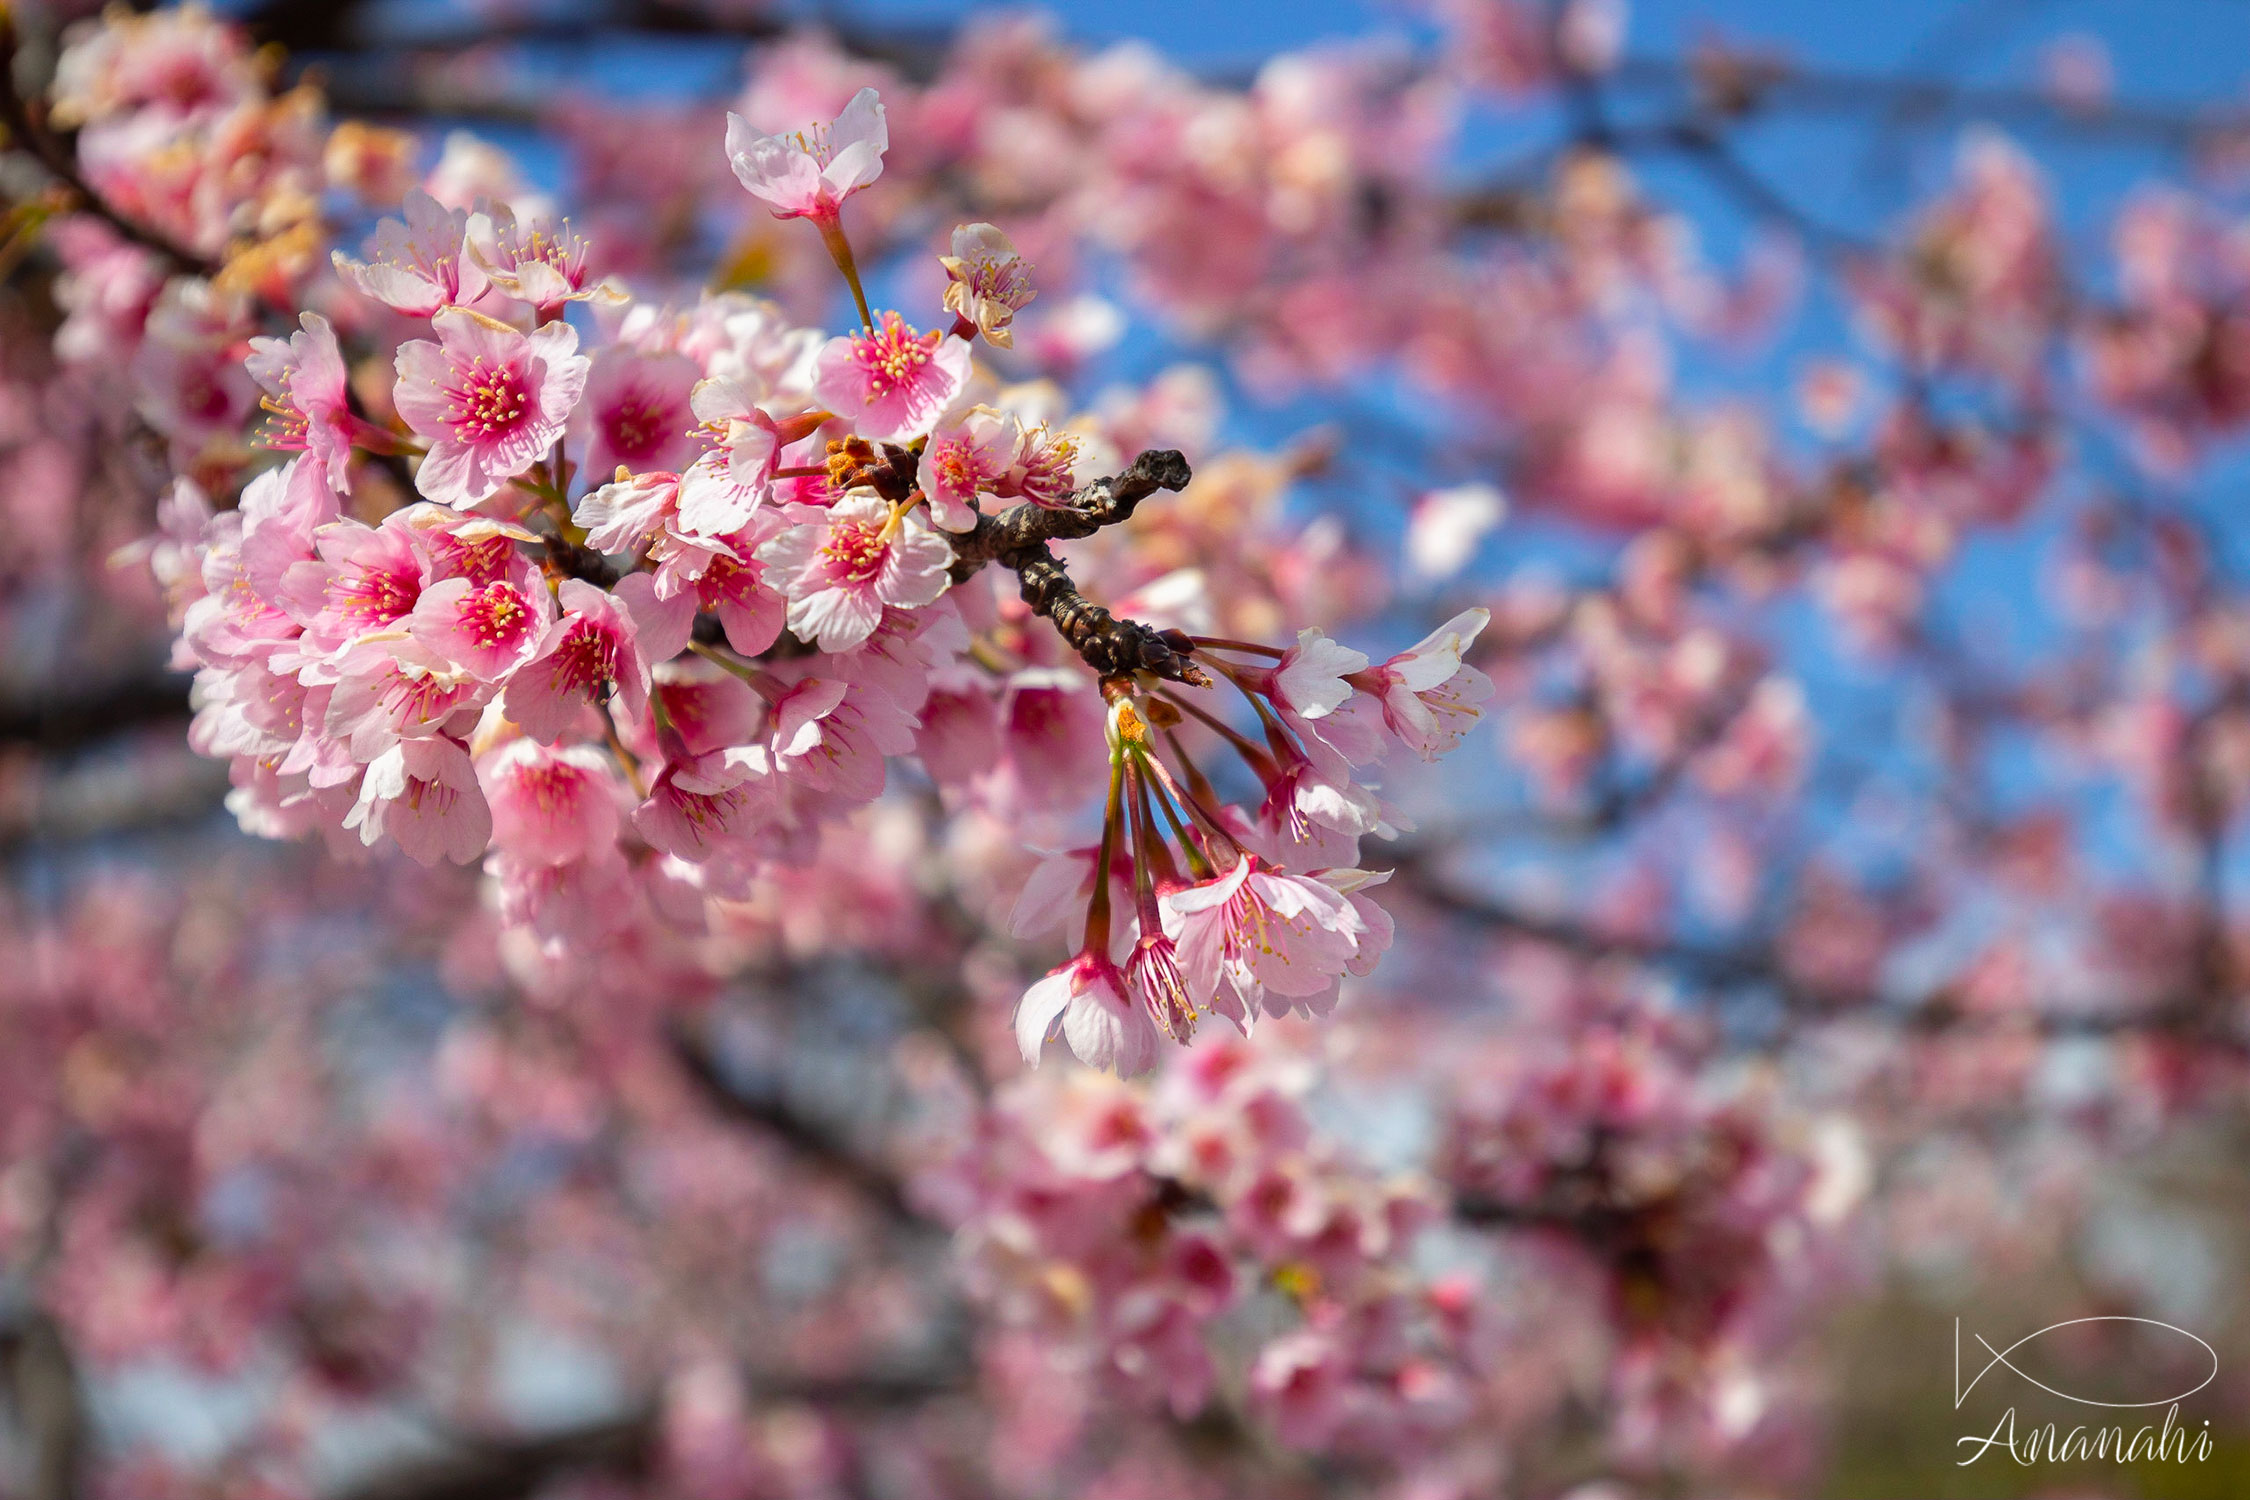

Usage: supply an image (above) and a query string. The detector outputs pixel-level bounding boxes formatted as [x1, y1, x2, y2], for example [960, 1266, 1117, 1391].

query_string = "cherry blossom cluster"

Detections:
[131, 60, 1486, 1062]
[930, 1041, 1487, 1461]
[13, 2, 2250, 1495]
[1439, 1016, 1864, 1465]
[1006, 606, 1490, 1073]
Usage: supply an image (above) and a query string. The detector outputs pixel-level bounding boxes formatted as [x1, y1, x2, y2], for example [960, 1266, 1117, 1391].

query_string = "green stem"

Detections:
[816, 215, 875, 331]
[1084, 745, 1126, 953]
[688, 640, 782, 699]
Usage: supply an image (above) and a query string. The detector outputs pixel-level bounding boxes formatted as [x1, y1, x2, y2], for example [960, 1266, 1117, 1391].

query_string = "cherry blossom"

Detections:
[811, 311, 972, 443]
[1016, 948, 1160, 1076]
[393, 309, 591, 508]
[580, 346, 700, 481]
[246, 311, 366, 488]
[940, 221, 1037, 346]
[921, 404, 1022, 530]
[725, 86, 889, 223]
[503, 578, 653, 742]
[344, 735, 493, 864]
[332, 188, 490, 316]
[755, 488, 953, 651]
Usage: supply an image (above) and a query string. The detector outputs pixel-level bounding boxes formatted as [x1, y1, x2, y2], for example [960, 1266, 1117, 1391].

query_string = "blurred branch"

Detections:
[0, 671, 192, 753]
[0, 21, 220, 277]
[1395, 854, 2250, 1052]
[666, 1016, 930, 1230]
[332, 1359, 971, 1500]
[1609, 49, 2248, 150]
[334, 1415, 652, 1500]
[0, 1306, 84, 1500]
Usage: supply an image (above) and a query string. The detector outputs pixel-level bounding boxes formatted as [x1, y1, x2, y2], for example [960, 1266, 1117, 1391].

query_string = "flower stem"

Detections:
[595, 698, 646, 800]
[1189, 636, 1286, 659]
[1085, 744, 1126, 953]
[816, 215, 875, 331]
[1159, 688, 1279, 783]
[688, 640, 783, 700]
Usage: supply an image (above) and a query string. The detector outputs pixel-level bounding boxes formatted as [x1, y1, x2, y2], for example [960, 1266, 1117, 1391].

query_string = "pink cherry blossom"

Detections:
[276, 511, 428, 661]
[393, 309, 591, 509]
[675, 376, 786, 535]
[635, 541, 787, 662]
[633, 746, 773, 861]
[1347, 606, 1494, 760]
[811, 313, 971, 444]
[765, 674, 916, 806]
[323, 638, 483, 762]
[1008, 423, 1081, 508]
[940, 221, 1037, 347]
[920, 405, 1021, 531]
[582, 348, 699, 481]
[478, 737, 621, 865]
[503, 579, 652, 743]
[1016, 949, 1160, 1077]
[574, 469, 681, 553]
[468, 204, 619, 314]
[755, 490, 952, 652]
[407, 574, 553, 681]
[246, 311, 363, 489]
[332, 189, 490, 316]
[1161, 855, 1371, 1017]
[343, 736, 492, 865]
[724, 86, 888, 223]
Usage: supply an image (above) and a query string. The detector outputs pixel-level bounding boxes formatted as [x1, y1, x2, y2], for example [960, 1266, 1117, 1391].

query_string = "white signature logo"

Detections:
[1955, 1316, 2218, 1410]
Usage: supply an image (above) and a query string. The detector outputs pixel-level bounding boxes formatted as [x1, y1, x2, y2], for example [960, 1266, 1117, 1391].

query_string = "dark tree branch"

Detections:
[0, 1306, 85, 1500]
[948, 449, 1209, 686]
[335, 1415, 652, 1500]
[0, 671, 193, 753]
[0, 23, 221, 279]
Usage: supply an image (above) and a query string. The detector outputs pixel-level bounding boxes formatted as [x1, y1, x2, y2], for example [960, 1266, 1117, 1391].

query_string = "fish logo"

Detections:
[1955, 1317, 2218, 1410]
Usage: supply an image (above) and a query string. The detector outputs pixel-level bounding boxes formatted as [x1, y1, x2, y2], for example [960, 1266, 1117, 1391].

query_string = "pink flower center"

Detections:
[665, 778, 751, 840]
[821, 517, 889, 583]
[786, 121, 841, 168]
[606, 394, 669, 461]
[547, 622, 618, 694]
[852, 315, 934, 397]
[458, 583, 533, 650]
[331, 564, 418, 625]
[444, 354, 531, 440]
[516, 761, 589, 815]
[433, 533, 518, 588]
[929, 440, 980, 493]
[696, 555, 757, 608]
[499, 224, 586, 280]
[962, 256, 1032, 306]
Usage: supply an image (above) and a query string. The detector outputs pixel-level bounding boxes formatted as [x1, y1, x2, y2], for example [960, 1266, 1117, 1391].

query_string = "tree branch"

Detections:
[0, 1306, 85, 1500]
[948, 449, 1209, 686]
[335, 1415, 652, 1500]
[0, 23, 221, 279]
[666, 1018, 930, 1231]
